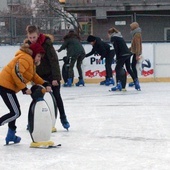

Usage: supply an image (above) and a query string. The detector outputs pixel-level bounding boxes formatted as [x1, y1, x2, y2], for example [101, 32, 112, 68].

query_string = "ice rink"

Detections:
[0, 82, 170, 170]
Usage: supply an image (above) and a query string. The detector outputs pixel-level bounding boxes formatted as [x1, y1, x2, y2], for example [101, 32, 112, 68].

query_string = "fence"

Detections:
[0, 16, 73, 45]
[0, 13, 170, 45]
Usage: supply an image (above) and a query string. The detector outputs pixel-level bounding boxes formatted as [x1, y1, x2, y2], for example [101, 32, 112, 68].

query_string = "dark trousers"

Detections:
[115, 56, 130, 88]
[125, 56, 136, 81]
[69, 52, 85, 80]
[105, 50, 115, 78]
[131, 54, 138, 78]
[0, 86, 21, 130]
[51, 81, 67, 121]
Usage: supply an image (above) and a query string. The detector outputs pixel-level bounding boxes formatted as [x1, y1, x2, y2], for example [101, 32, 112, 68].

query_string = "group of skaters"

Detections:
[0, 21, 141, 145]
[59, 22, 142, 92]
[0, 25, 70, 145]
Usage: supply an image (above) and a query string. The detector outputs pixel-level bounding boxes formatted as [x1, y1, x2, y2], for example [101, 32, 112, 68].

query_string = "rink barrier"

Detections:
[1, 43, 170, 82]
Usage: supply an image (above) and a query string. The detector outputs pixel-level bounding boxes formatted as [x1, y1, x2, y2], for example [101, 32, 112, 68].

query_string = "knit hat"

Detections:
[130, 22, 139, 30]
[29, 43, 45, 58]
[87, 35, 96, 42]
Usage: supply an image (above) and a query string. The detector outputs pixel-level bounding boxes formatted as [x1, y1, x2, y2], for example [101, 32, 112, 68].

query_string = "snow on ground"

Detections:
[0, 82, 170, 170]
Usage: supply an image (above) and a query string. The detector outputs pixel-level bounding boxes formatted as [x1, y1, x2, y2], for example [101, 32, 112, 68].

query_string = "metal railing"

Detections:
[0, 13, 170, 45]
[0, 16, 72, 45]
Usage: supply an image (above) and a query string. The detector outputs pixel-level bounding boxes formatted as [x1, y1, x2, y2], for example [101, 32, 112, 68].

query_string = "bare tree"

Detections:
[44, 0, 84, 35]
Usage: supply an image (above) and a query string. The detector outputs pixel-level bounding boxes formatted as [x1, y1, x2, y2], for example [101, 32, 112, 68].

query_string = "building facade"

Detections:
[62, 0, 170, 42]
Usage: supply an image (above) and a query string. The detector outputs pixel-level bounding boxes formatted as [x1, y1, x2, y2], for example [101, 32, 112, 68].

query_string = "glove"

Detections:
[22, 87, 28, 94]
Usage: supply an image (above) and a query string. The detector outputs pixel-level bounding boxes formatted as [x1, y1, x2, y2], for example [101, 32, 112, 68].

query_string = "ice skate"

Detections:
[75, 79, 85, 86]
[110, 81, 122, 91]
[100, 80, 106, 85]
[105, 78, 115, 86]
[63, 78, 72, 87]
[61, 118, 70, 130]
[5, 128, 21, 145]
[128, 82, 135, 87]
[134, 79, 141, 91]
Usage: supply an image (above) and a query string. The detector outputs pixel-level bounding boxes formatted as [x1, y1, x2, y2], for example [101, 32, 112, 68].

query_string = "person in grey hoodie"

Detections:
[108, 27, 140, 91]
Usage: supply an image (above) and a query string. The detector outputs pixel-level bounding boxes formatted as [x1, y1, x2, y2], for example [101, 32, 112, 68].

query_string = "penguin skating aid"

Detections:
[28, 85, 60, 148]
[44, 92, 58, 132]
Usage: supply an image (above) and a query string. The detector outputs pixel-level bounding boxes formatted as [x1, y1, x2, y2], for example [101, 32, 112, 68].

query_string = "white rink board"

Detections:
[0, 43, 169, 79]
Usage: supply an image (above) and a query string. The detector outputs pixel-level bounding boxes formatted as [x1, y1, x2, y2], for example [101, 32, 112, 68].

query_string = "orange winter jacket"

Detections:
[0, 46, 44, 93]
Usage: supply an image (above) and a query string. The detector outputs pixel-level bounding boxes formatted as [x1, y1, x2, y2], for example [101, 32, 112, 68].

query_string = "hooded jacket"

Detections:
[24, 34, 61, 82]
[110, 32, 131, 59]
[0, 44, 44, 93]
[58, 32, 85, 58]
[85, 37, 112, 59]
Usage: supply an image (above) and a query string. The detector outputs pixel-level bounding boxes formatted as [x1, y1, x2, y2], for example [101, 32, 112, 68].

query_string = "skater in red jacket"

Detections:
[25, 25, 70, 130]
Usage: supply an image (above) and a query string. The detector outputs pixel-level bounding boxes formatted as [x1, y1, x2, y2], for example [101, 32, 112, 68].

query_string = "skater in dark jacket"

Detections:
[57, 30, 86, 87]
[0, 43, 51, 145]
[25, 25, 70, 130]
[86, 35, 115, 86]
[108, 27, 140, 91]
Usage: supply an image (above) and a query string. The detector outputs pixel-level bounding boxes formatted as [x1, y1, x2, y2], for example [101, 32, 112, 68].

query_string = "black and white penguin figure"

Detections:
[44, 92, 58, 132]
[59, 56, 74, 83]
[28, 85, 54, 148]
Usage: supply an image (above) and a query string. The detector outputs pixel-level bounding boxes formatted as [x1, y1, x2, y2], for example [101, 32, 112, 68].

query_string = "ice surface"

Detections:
[0, 83, 170, 170]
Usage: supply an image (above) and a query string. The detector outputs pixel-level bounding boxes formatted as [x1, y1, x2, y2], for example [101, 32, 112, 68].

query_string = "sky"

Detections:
[0, 82, 170, 170]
